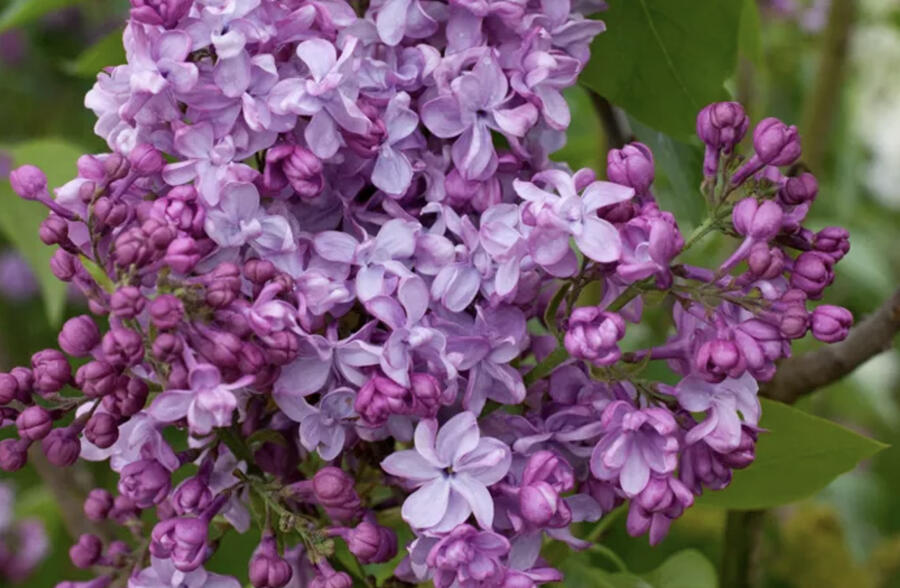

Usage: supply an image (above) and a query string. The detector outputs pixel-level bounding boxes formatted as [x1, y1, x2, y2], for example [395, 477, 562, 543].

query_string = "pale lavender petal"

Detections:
[402, 477, 451, 529]
[436, 411, 480, 465]
[451, 474, 494, 529]
[382, 449, 442, 481]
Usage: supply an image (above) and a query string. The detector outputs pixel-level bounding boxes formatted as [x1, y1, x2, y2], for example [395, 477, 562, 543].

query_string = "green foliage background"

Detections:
[1, 0, 899, 586]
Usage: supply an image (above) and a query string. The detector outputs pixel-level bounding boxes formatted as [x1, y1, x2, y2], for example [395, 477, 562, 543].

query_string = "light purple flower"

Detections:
[372, 0, 439, 46]
[162, 122, 237, 206]
[203, 182, 295, 258]
[427, 524, 510, 588]
[275, 388, 356, 460]
[372, 92, 419, 196]
[674, 373, 760, 453]
[590, 401, 679, 496]
[421, 54, 538, 180]
[131, 556, 240, 588]
[381, 412, 511, 532]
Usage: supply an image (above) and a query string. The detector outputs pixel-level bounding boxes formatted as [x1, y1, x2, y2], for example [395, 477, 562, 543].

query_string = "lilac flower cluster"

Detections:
[0, 1, 853, 586]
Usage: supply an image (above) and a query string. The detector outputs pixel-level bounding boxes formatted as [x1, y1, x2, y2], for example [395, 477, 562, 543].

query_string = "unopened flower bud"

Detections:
[129, 143, 165, 175]
[810, 305, 853, 343]
[102, 328, 144, 367]
[39, 215, 69, 246]
[607, 142, 654, 193]
[790, 251, 834, 299]
[42, 426, 81, 466]
[84, 489, 114, 521]
[110, 286, 146, 319]
[16, 405, 52, 440]
[732, 198, 783, 241]
[564, 308, 626, 366]
[70, 534, 103, 569]
[31, 349, 71, 394]
[59, 315, 101, 356]
[85, 413, 120, 449]
[0, 438, 30, 471]
[9, 165, 48, 200]
[778, 172, 818, 206]
[129, 0, 192, 28]
[249, 534, 293, 588]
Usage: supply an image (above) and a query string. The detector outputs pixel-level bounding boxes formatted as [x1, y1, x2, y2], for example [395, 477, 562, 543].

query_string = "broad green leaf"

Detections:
[552, 86, 604, 173]
[583, 0, 742, 141]
[699, 399, 887, 509]
[629, 118, 705, 228]
[0, 0, 87, 32]
[65, 28, 126, 78]
[738, 0, 764, 67]
[561, 549, 716, 588]
[0, 139, 84, 325]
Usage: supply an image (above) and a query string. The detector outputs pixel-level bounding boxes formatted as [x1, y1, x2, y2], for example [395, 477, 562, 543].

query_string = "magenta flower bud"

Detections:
[41, 427, 81, 466]
[142, 219, 176, 251]
[732, 198, 784, 241]
[0, 438, 30, 471]
[607, 142, 654, 193]
[152, 333, 184, 362]
[790, 251, 834, 299]
[249, 534, 293, 588]
[85, 413, 119, 449]
[409, 372, 444, 417]
[778, 172, 818, 206]
[811, 305, 853, 343]
[10, 164, 48, 200]
[695, 339, 745, 383]
[84, 489, 114, 521]
[310, 568, 352, 588]
[58, 315, 101, 357]
[129, 0, 191, 27]
[244, 259, 277, 285]
[31, 349, 71, 394]
[753, 117, 802, 166]
[104, 153, 129, 180]
[307, 467, 361, 522]
[0, 372, 19, 404]
[103, 377, 148, 418]
[110, 495, 140, 523]
[263, 331, 300, 366]
[10, 367, 33, 401]
[747, 243, 784, 279]
[812, 226, 850, 261]
[119, 458, 171, 508]
[564, 307, 626, 366]
[101, 328, 144, 368]
[129, 143, 165, 175]
[114, 228, 151, 268]
[76, 361, 118, 399]
[50, 249, 78, 281]
[110, 286, 146, 319]
[70, 534, 103, 569]
[16, 405, 52, 440]
[93, 197, 128, 228]
[263, 145, 325, 198]
[445, 168, 502, 212]
[148, 294, 184, 330]
[150, 517, 209, 572]
[173, 477, 213, 516]
[355, 375, 409, 426]
[78, 180, 97, 203]
[39, 215, 69, 246]
[780, 305, 810, 339]
[165, 236, 202, 272]
[696, 102, 749, 176]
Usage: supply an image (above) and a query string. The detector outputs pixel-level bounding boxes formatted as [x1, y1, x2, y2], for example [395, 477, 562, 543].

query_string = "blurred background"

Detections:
[0, 0, 899, 586]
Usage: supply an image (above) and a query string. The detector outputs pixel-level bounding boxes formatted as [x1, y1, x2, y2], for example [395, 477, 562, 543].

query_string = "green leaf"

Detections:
[0, 139, 84, 325]
[552, 86, 604, 172]
[583, 0, 742, 140]
[699, 399, 888, 509]
[561, 549, 716, 588]
[64, 28, 126, 78]
[0, 0, 87, 32]
[738, 0, 764, 67]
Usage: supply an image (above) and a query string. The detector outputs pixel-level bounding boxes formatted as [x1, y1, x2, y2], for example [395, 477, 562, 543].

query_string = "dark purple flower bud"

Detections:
[696, 102, 749, 176]
[70, 534, 103, 569]
[84, 489, 114, 521]
[780, 305, 810, 339]
[102, 377, 148, 418]
[732, 198, 783, 241]
[778, 172, 818, 206]
[173, 477, 213, 516]
[409, 372, 445, 417]
[110, 286, 146, 319]
[192, 328, 242, 370]
[16, 405, 52, 440]
[110, 495, 140, 523]
[753, 117, 802, 166]
[263, 331, 300, 365]
[719, 427, 758, 469]
[114, 228, 151, 268]
[341, 521, 396, 564]
[152, 333, 184, 362]
[263, 145, 324, 199]
[790, 251, 834, 299]
[129, 0, 191, 27]
[101, 328, 144, 367]
[150, 517, 209, 572]
[305, 467, 362, 523]
[812, 226, 850, 261]
[746, 243, 785, 280]
[142, 218, 177, 251]
[59, 315, 101, 357]
[627, 476, 694, 546]
[119, 458, 171, 508]
[93, 197, 128, 228]
[564, 308, 626, 366]
[50, 249, 78, 282]
[78, 181, 97, 203]
[607, 142, 654, 193]
[9, 164, 48, 200]
[31, 349, 71, 394]
[810, 305, 853, 343]
[238, 341, 266, 377]
[310, 567, 352, 588]
[10, 366, 33, 402]
[205, 263, 241, 308]
[129, 143, 165, 175]
[85, 413, 119, 449]
[695, 339, 745, 383]
[76, 361, 118, 399]
[0, 372, 19, 404]
[249, 534, 293, 588]
[148, 294, 184, 330]
[355, 375, 409, 426]
[0, 438, 29, 471]
[244, 259, 277, 285]
[40, 215, 69, 246]
[519, 481, 565, 527]
[165, 237, 202, 274]
[42, 426, 81, 466]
